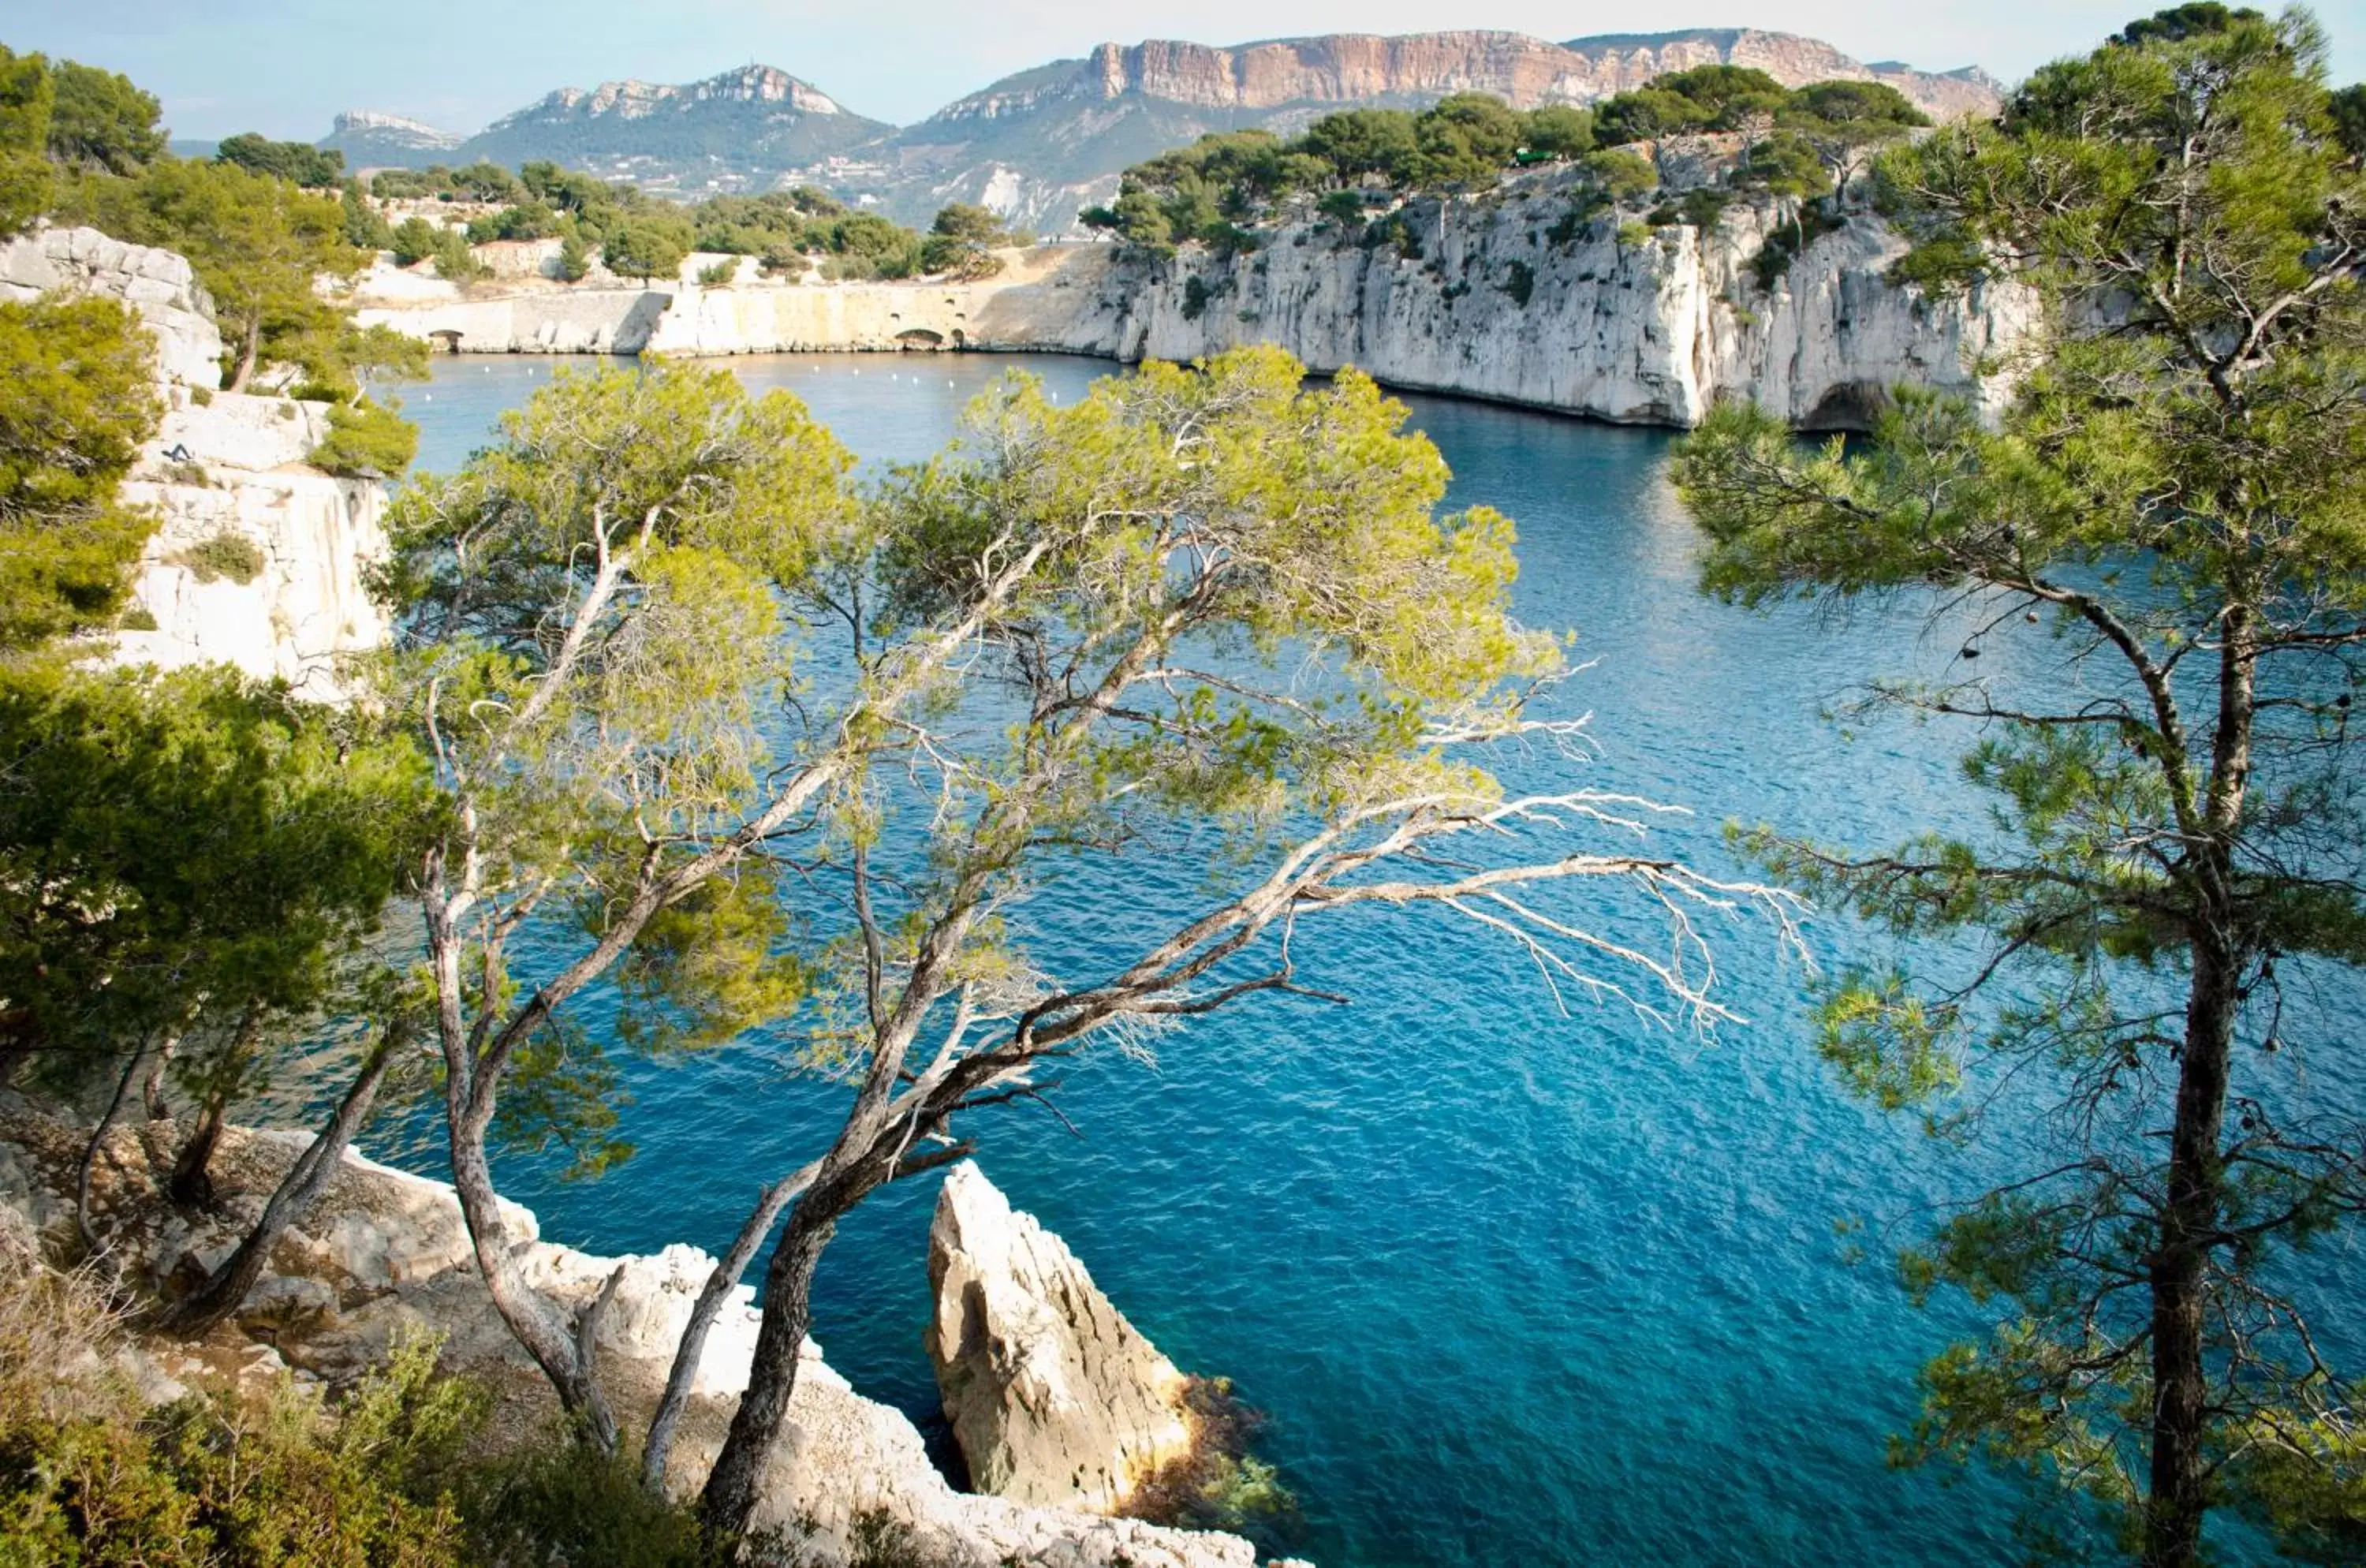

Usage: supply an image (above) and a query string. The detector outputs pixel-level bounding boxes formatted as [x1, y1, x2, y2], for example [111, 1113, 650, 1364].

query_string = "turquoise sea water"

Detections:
[392, 355, 2358, 1568]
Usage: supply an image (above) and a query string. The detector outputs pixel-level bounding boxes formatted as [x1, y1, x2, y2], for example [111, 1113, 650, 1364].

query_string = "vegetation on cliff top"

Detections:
[1079, 68, 1928, 256]
[368, 159, 988, 283]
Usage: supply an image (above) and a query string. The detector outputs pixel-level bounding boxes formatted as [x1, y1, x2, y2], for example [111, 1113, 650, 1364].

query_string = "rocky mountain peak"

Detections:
[491, 64, 848, 130]
[329, 110, 461, 142]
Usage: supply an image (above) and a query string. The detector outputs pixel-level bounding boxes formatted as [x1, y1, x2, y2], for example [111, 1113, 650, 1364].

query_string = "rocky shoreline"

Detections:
[0, 1101, 1297, 1568]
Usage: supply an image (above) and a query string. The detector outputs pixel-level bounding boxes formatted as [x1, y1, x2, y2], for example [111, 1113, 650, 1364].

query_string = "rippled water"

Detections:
[392, 354, 2353, 1568]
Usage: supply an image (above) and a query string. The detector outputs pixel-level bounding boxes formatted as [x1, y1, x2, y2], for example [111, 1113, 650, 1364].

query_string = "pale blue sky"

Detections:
[9, 0, 2364, 141]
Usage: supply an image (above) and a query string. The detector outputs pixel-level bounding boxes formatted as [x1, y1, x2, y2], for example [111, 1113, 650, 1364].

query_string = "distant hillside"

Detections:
[836, 28, 2002, 231]
[308, 28, 2000, 223]
[319, 110, 465, 170]
[456, 65, 892, 196]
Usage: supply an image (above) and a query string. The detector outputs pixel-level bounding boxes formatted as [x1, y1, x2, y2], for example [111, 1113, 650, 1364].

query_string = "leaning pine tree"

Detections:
[372, 349, 1790, 1533]
[1674, 7, 2366, 1565]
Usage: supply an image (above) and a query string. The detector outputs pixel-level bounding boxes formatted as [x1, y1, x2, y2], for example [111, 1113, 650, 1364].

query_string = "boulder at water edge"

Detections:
[926, 1161, 1196, 1511]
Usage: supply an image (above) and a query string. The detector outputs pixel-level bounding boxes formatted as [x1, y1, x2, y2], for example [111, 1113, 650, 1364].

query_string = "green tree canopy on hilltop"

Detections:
[215, 131, 345, 189]
[0, 44, 54, 237]
[45, 58, 165, 174]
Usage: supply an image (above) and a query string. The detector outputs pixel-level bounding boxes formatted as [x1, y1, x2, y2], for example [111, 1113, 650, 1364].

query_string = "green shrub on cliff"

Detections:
[309, 396, 418, 480]
[0, 1266, 730, 1568]
[603, 214, 691, 281]
[0, 293, 160, 651]
[172, 531, 264, 584]
[1087, 62, 1926, 255]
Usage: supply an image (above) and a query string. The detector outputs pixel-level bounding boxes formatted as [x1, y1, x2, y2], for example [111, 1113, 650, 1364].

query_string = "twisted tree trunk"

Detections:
[169, 1002, 267, 1209]
[697, 1197, 845, 1535]
[163, 1032, 400, 1335]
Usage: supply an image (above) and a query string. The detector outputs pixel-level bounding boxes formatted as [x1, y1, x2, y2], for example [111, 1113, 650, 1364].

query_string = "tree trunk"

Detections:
[169, 1002, 267, 1210]
[140, 1038, 174, 1121]
[699, 1198, 844, 1537]
[164, 1036, 397, 1335]
[77, 1044, 150, 1256]
[446, 1076, 621, 1451]
[226, 313, 259, 394]
[2145, 917, 2237, 1568]
[644, 1161, 816, 1489]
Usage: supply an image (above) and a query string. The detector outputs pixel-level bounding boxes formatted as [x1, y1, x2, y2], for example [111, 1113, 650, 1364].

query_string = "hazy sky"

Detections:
[9, 1, 2365, 141]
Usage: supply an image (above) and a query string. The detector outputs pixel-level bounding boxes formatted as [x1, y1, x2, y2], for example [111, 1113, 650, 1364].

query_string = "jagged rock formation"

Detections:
[319, 110, 466, 169]
[0, 226, 389, 699]
[457, 65, 894, 198]
[926, 1162, 1196, 1513]
[845, 28, 2002, 231]
[0, 1103, 1271, 1568]
[0, 225, 224, 387]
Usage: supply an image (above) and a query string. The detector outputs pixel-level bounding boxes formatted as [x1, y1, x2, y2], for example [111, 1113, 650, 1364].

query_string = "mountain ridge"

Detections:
[314, 28, 2005, 221]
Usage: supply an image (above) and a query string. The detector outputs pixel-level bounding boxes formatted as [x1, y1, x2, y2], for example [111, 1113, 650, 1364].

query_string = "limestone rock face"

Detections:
[0, 225, 225, 390]
[1051, 173, 2036, 430]
[359, 170, 2032, 435]
[927, 1161, 1194, 1512]
[1, 225, 390, 699]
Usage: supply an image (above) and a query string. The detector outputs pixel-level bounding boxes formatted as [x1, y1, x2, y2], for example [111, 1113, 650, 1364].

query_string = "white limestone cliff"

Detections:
[927, 1161, 1198, 1514]
[1059, 170, 2033, 429]
[356, 167, 2029, 432]
[1, 226, 389, 699]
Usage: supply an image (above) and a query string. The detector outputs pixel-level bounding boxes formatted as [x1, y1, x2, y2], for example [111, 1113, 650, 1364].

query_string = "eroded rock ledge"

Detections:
[1, 225, 389, 700]
[0, 1104, 1282, 1568]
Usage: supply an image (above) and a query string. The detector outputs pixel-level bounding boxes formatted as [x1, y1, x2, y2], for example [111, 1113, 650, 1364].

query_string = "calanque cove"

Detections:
[2, 10, 2364, 1568]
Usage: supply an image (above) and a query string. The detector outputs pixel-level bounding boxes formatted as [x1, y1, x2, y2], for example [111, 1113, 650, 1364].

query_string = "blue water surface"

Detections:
[386, 353, 2358, 1568]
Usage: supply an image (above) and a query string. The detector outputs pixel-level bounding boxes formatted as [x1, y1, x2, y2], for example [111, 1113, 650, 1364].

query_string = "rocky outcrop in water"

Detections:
[927, 1162, 1196, 1513]
[1, 226, 389, 699]
[0, 1105, 1274, 1568]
